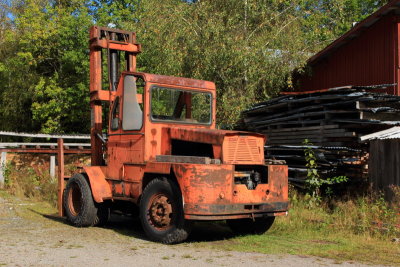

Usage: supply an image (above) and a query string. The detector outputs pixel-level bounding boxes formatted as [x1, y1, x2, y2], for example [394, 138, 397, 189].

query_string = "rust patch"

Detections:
[172, 164, 233, 205]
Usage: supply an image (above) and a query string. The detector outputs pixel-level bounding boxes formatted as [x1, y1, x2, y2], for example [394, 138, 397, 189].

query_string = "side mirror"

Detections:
[111, 117, 119, 130]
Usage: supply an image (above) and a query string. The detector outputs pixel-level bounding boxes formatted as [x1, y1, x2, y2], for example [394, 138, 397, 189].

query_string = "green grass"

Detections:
[204, 195, 400, 266]
[212, 223, 398, 265]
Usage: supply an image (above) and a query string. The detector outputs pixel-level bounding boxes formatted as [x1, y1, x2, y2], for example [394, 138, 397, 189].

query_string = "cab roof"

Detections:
[133, 72, 216, 91]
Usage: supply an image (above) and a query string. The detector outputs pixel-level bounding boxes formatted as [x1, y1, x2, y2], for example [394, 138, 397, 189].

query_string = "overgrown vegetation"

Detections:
[0, 0, 391, 133]
[208, 188, 400, 265]
[2, 154, 89, 206]
[289, 189, 400, 238]
[303, 139, 349, 205]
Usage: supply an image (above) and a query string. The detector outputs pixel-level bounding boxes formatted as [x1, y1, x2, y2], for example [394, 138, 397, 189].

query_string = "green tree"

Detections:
[0, 0, 391, 132]
[0, 0, 92, 133]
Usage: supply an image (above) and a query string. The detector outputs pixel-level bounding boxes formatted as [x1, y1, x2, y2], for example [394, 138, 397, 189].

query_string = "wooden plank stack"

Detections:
[239, 85, 400, 185]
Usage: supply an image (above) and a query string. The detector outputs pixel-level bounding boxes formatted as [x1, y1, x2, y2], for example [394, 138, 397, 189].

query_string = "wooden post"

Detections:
[57, 139, 65, 217]
[0, 151, 7, 188]
[50, 155, 56, 180]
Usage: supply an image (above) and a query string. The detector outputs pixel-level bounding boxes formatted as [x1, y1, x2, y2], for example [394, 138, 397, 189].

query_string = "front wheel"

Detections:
[139, 178, 192, 244]
[63, 173, 98, 227]
[227, 216, 275, 235]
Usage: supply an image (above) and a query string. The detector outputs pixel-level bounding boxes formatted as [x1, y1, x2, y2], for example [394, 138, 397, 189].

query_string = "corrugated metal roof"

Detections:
[361, 127, 400, 141]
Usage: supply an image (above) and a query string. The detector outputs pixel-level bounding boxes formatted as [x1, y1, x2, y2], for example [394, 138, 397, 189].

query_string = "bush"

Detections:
[2, 153, 89, 206]
[289, 188, 400, 238]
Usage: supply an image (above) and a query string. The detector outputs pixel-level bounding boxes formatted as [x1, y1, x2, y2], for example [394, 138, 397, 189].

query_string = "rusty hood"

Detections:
[167, 127, 265, 145]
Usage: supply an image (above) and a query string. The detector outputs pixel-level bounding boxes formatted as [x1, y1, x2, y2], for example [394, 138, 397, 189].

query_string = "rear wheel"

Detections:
[63, 173, 98, 227]
[139, 178, 191, 244]
[227, 217, 275, 235]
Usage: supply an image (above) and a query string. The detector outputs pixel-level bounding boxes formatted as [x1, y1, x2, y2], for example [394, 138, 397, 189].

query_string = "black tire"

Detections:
[94, 202, 110, 227]
[227, 216, 275, 235]
[139, 178, 192, 244]
[63, 173, 98, 227]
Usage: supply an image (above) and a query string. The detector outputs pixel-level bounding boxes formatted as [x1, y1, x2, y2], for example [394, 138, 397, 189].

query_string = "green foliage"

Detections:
[0, 0, 91, 133]
[0, 0, 390, 132]
[151, 87, 212, 123]
[303, 139, 348, 204]
[2, 161, 12, 187]
[3, 154, 88, 205]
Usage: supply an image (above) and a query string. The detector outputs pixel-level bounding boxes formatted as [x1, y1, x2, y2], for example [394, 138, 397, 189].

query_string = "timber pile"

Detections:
[240, 85, 400, 185]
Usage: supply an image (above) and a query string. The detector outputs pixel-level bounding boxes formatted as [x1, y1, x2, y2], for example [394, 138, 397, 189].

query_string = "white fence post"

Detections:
[50, 155, 56, 180]
[0, 152, 7, 188]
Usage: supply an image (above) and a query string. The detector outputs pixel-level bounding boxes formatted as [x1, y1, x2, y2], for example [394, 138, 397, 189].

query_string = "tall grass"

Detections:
[210, 188, 400, 265]
[4, 160, 57, 205]
[288, 189, 400, 238]
[2, 154, 89, 206]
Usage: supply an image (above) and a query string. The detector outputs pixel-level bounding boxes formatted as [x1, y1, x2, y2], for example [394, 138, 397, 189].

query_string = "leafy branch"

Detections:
[303, 139, 348, 204]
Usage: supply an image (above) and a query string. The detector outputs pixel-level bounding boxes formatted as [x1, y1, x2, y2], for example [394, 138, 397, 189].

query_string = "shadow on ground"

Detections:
[34, 210, 236, 243]
[106, 214, 236, 242]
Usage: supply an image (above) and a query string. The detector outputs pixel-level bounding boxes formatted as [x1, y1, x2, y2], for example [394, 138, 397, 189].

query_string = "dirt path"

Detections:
[0, 195, 389, 267]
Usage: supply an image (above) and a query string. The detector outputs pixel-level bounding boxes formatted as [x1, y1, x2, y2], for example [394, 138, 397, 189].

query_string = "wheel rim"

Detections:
[146, 193, 173, 231]
[68, 182, 82, 216]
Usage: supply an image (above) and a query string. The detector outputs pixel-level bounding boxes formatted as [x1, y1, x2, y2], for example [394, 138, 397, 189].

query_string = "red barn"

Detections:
[294, 0, 400, 95]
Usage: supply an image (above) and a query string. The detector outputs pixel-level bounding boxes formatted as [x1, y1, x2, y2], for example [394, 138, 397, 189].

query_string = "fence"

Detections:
[0, 131, 91, 211]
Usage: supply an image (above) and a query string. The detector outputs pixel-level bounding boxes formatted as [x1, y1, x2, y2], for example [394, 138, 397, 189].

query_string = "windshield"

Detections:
[151, 86, 212, 125]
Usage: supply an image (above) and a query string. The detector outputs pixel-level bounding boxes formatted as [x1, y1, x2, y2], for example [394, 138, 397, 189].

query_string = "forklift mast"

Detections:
[89, 26, 141, 165]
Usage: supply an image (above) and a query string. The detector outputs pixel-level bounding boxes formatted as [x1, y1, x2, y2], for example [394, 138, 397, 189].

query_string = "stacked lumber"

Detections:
[266, 144, 367, 188]
[240, 85, 400, 185]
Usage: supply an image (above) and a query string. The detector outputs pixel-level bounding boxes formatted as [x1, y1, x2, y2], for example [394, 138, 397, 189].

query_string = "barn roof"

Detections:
[361, 127, 400, 141]
[308, 0, 400, 65]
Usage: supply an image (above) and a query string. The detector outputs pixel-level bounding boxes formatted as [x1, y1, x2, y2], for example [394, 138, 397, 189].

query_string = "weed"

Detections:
[161, 256, 170, 260]
[3, 161, 12, 187]
[303, 139, 348, 204]
[2, 154, 88, 207]
[182, 254, 193, 259]
[67, 244, 84, 249]
[389, 185, 400, 214]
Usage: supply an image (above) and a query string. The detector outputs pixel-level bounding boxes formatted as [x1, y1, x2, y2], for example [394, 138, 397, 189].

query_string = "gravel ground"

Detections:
[0, 196, 390, 267]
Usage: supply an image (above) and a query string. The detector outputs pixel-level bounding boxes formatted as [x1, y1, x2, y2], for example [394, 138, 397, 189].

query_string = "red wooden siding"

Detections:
[295, 14, 399, 95]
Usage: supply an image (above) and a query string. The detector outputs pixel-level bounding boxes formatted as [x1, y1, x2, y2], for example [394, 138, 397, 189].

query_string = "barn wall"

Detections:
[295, 14, 398, 95]
[369, 139, 400, 200]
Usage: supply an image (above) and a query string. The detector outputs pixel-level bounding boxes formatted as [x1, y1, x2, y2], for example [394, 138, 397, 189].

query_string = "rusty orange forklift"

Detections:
[61, 26, 288, 244]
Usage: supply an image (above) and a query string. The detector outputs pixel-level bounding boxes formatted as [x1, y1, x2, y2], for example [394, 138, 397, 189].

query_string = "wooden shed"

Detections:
[294, 0, 400, 95]
[361, 127, 400, 199]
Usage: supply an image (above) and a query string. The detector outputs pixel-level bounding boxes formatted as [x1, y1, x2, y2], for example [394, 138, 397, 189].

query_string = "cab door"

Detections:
[107, 74, 145, 181]
[120, 74, 145, 167]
